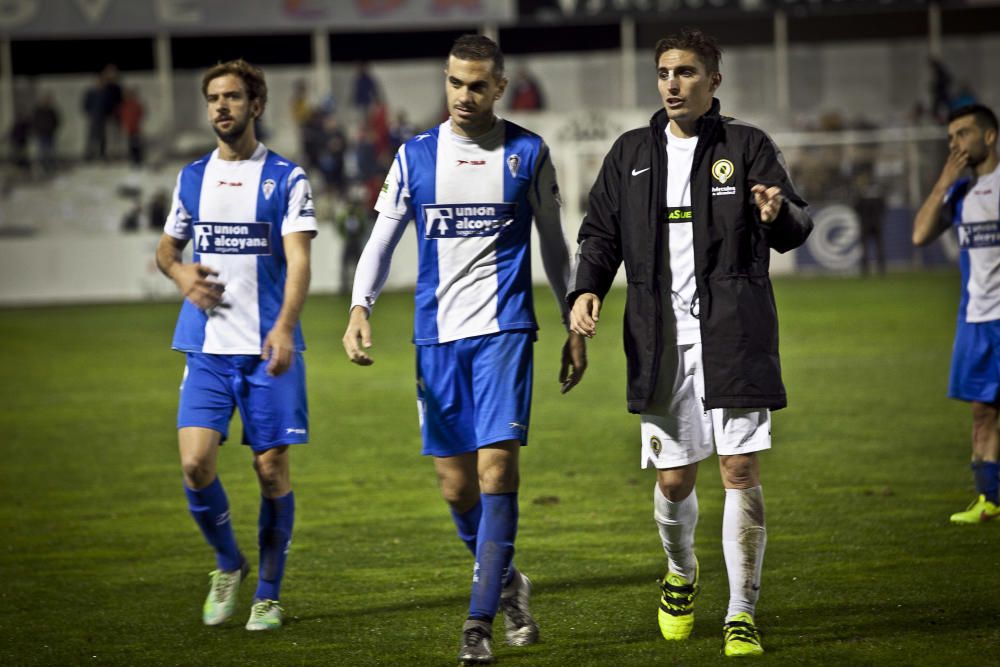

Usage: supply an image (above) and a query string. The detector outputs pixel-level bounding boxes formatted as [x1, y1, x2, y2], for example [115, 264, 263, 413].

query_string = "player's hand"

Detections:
[262, 324, 295, 376]
[752, 184, 784, 224]
[343, 305, 374, 366]
[939, 147, 970, 188]
[559, 332, 588, 394]
[569, 293, 602, 338]
[173, 263, 225, 311]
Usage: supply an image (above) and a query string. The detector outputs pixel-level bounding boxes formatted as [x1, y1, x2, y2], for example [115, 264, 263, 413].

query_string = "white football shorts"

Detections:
[640, 342, 771, 469]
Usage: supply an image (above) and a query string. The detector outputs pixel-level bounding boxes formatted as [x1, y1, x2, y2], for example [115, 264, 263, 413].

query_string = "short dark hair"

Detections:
[654, 28, 722, 73]
[948, 103, 998, 134]
[201, 58, 268, 112]
[449, 34, 504, 79]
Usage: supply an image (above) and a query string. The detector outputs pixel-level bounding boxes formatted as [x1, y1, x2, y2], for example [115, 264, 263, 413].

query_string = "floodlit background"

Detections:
[1, 0, 998, 302]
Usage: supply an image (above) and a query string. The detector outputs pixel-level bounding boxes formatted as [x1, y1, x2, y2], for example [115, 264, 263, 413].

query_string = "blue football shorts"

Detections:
[415, 331, 534, 457]
[949, 319, 1000, 403]
[177, 352, 309, 451]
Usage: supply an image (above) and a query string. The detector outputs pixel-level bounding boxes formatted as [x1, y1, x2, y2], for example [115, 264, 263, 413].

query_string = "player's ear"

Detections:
[986, 126, 998, 150]
[710, 71, 722, 92]
[495, 76, 508, 100]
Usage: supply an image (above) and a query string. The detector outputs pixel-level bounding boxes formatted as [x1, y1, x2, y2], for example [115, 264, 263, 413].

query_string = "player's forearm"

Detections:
[275, 256, 311, 333]
[912, 182, 950, 246]
[155, 234, 183, 282]
[273, 233, 312, 331]
[537, 223, 572, 326]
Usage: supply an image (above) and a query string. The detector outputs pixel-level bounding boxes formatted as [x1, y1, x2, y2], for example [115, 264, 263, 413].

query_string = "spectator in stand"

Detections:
[351, 62, 380, 110]
[951, 82, 978, 111]
[367, 95, 390, 162]
[290, 78, 312, 162]
[509, 67, 545, 111]
[929, 58, 953, 124]
[32, 93, 60, 174]
[9, 110, 32, 172]
[335, 194, 369, 296]
[101, 64, 124, 156]
[119, 87, 145, 167]
[82, 74, 106, 160]
[388, 110, 416, 155]
[851, 160, 887, 275]
[323, 115, 348, 197]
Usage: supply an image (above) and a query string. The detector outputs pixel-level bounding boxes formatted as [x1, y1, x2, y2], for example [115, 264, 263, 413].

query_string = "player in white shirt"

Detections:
[342, 35, 587, 665]
[155, 59, 316, 632]
[569, 29, 812, 658]
[913, 103, 1000, 524]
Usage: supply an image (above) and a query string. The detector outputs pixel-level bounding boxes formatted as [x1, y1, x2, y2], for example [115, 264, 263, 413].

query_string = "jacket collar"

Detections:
[648, 98, 722, 141]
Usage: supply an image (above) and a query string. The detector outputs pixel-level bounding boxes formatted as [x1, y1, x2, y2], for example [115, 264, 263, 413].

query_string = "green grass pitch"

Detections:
[2, 271, 999, 666]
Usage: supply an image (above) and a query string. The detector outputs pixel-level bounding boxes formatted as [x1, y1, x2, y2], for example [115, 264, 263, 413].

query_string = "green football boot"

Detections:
[202, 559, 249, 626]
[722, 612, 763, 657]
[950, 495, 1000, 524]
[657, 558, 700, 641]
[245, 598, 284, 631]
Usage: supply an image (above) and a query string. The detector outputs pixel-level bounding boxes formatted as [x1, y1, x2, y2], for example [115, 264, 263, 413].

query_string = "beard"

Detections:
[212, 115, 250, 143]
[966, 144, 989, 168]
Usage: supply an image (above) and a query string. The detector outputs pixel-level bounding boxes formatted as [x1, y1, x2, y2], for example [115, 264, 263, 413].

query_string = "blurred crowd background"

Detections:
[1, 0, 998, 302]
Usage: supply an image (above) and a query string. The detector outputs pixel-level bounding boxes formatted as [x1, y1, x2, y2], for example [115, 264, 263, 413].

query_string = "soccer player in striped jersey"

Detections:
[342, 35, 587, 665]
[155, 59, 316, 631]
[913, 103, 1000, 524]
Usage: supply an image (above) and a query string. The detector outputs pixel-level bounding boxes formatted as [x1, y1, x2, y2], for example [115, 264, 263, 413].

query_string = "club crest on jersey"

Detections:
[507, 154, 520, 178]
[422, 202, 516, 238]
[262, 178, 276, 200]
[712, 159, 734, 184]
[193, 222, 272, 255]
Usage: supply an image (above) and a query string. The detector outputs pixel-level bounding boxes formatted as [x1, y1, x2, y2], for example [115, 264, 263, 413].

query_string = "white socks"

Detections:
[653, 483, 699, 582]
[722, 486, 766, 620]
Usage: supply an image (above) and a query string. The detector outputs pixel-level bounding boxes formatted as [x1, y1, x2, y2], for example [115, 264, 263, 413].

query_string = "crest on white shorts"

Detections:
[650, 436, 662, 456]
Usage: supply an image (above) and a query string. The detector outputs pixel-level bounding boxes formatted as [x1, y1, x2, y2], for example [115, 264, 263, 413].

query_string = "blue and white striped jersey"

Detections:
[948, 162, 1000, 323]
[164, 143, 317, 354]
[372, 119, 565, 345]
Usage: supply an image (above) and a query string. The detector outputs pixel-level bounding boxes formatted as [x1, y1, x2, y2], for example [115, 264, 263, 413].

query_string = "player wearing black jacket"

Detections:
[568, 29, 812, 658]
[568, 101, 811, 413]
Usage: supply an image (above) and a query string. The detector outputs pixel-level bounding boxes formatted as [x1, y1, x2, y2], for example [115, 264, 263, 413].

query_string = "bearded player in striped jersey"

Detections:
[913, 103, 1000, 524]
[342, 35, 587, 665]
[155, 59, 316, 632]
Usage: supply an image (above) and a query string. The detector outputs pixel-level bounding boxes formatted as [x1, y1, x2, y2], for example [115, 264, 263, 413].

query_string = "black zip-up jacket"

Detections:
[568, 100, 813, 413]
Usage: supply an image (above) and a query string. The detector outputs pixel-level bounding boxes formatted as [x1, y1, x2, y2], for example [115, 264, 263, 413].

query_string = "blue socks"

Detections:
[451, 500, 483, 556]
[255, 491, 295, 602]
[468, 492, 518, 622]
[972, 461, 1000, 504]
[184, 477, 243, 572]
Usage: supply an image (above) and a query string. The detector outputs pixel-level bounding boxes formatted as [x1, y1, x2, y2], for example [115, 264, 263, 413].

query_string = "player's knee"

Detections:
[971, 402, 999, 427]
[720, 456, 758, 489]
[253, 448, 289, 491]
[181, 457, 215, 489]
[657, 476, 693, 501]
[478, 465, 519, 494]
[437, 474, 477, 506]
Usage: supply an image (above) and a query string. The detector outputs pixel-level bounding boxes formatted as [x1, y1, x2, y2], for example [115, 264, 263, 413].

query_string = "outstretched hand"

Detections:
[751, 184, 784, 223]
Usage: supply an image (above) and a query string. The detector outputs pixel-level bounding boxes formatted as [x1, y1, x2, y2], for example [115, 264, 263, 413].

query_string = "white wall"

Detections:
[0, 221, 421, 305]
